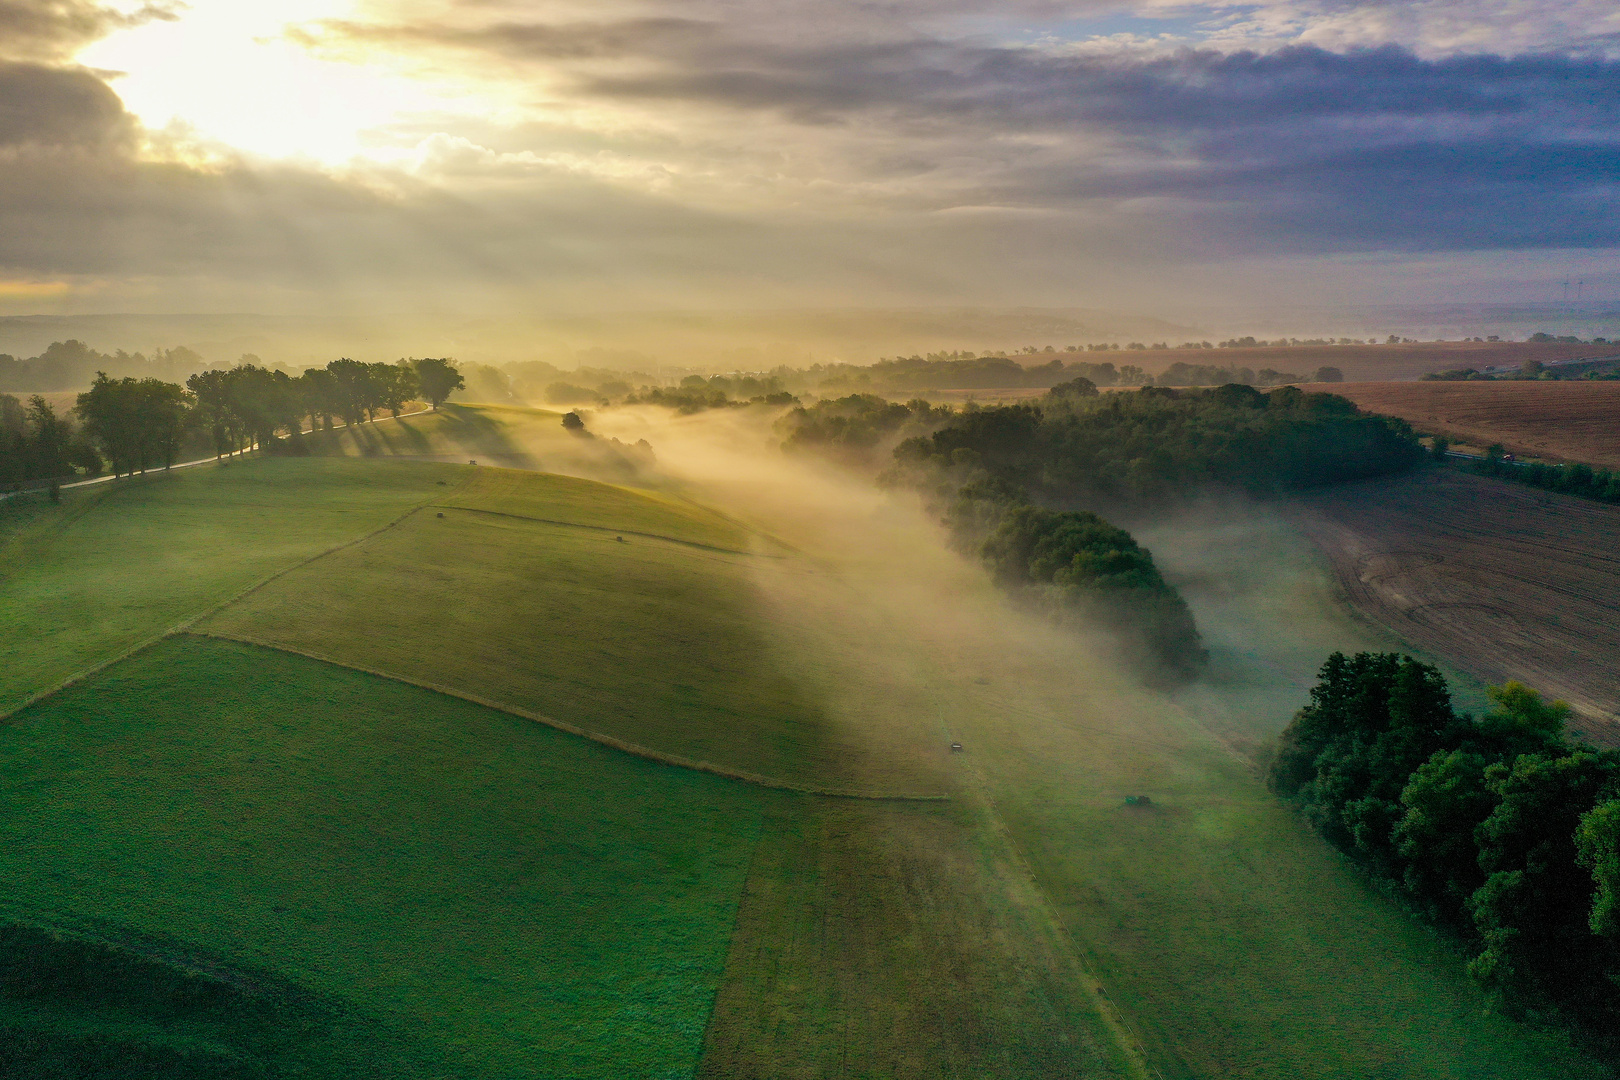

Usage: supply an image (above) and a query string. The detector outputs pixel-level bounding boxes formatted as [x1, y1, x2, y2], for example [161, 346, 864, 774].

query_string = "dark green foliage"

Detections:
[897, 385, 1423, 502]
[946, 483, 1205, 678]
[994, 504, 1205, 679]
[412, 358, 464, 410]
[1467, 451, 1620, 504]
[1269, 653, 1461, 869]
[0, 394, 101, 490]
[777, 395, 949, 458]
[1469, 752, 1617, 1017]
[1272, 655, 1620, 1046]
[77, 373, 191, 476]
[1578, 800, 1620, 940]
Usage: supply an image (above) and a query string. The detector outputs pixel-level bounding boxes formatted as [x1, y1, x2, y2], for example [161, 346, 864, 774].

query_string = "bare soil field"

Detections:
[1303, 380, 1620, 468]
[1288, 468, 1620, 742]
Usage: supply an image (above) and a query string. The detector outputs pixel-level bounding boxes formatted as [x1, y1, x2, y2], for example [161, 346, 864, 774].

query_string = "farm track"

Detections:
[1309, 380, 1620, 468]
[1288, 468, 1620, 742]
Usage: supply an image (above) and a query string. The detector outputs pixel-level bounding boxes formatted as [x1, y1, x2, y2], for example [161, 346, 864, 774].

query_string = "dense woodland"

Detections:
[892, 382, 1425, 501]
[874, 384, 1424, 679]
[1272, 655, 1620, 1051]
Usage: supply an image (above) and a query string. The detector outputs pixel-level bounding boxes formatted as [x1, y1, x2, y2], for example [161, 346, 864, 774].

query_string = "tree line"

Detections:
[889, 382, 1424, 504]
[1470, 444, 1620, 503]
[1, 358, 464, 489]
[1428, 440, 1620, 505]
[1271, 654, 1620, 1053]
[870, 383, 1426, 679]
[776, 394, 950, 460]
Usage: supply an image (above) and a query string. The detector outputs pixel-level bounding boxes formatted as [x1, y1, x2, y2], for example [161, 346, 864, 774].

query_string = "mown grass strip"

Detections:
[183, 630, 948, 803]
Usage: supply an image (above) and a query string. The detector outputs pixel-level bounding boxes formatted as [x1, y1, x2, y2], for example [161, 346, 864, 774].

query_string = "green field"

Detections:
[0, 634, 769, 1078]
[199, 466, 932, 794]
[0, 457, 463, 715]
[1, 429, 1611, 1078]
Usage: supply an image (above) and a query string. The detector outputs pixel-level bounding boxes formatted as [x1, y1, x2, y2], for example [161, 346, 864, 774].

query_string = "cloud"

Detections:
[0, 0, 177, 61]
[0, 0, 1616, 313]
[0, 61, 134, 147]
[303, 6, 1620, 251]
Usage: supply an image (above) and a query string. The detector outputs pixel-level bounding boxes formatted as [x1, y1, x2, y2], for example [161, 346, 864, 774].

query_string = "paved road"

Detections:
[2, 408, 432, 501]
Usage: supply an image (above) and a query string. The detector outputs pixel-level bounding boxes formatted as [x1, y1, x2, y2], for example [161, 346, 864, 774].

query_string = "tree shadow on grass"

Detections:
[0, 919, 425, 1079]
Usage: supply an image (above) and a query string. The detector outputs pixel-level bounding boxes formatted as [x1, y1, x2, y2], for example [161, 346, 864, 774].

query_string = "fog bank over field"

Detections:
[581, 404, 1391, 754]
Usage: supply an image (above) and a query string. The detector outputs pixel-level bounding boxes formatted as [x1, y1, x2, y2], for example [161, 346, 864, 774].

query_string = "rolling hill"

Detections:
[0, 429, 1608, 1078]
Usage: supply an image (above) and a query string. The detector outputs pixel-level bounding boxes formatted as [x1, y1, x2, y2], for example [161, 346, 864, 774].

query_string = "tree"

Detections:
[1577, 799, 1620, 941]
[76, 373, 191, 475]
[24, 396, 72, 480]
[375, 362, 418, 417]
[133, 378, 190, 469]
[1469, 751, 1617, 1015]
[326, 358, 377, 425]
[413, 358, 464, 410]
[299, 368, 341, 430]
[1314, 366, 1344, 383]
[561, 411, 585, 431]
[1394, 750, 1499, 922]
[1269, 652, 1461, 867]
[76, 372, 141, 476]
[187, 369, 239, 457]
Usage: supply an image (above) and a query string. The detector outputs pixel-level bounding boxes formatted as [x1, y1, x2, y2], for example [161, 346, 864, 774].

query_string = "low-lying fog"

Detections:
[554, 403, 1408, 766]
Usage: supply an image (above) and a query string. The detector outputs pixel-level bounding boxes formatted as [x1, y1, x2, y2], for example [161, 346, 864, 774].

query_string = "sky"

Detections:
[0, 0, 1616, 319]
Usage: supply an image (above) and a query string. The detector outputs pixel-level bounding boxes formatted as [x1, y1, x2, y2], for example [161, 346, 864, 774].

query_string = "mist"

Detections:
[548, 402, 1387, 777]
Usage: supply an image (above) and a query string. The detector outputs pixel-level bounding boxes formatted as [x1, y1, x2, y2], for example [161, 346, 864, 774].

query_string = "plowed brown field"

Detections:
[1308, 380, 1620, 468]
[1289, 469, 1620, 742]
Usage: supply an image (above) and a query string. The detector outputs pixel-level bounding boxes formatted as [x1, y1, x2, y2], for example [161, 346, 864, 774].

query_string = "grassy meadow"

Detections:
[0, 635, 769, 1079]
[0, 457, 463, 715]
[0, 417, 1611, 1078]
[200, 466, 934, 794]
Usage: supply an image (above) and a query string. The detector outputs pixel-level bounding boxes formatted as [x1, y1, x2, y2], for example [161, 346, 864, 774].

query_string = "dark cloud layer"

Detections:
[0, 0, 1615, 308]
[335, 10, 1618, 252]
[0, 61, 133, 147]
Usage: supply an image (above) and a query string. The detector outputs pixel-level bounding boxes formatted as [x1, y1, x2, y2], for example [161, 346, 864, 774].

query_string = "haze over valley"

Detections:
[2, 1, 1619, 1077]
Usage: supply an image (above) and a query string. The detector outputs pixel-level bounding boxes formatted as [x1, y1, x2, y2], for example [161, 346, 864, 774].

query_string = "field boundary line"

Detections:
[0, 472, 468, 726]
[180, 630, 949, 803]
[428, 504, 777, 557]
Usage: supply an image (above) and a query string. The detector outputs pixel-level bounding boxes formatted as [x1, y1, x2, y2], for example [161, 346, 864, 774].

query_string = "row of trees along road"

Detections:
[3, 358, 464, 490]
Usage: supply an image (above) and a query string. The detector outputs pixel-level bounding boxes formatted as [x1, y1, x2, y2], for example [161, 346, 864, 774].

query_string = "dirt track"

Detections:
[1306, 380, 1620, 468]
[1289, 469, 1620, 742]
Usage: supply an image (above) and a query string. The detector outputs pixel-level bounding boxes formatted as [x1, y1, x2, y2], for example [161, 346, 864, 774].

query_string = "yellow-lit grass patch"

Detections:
[200, 470, 936, 793]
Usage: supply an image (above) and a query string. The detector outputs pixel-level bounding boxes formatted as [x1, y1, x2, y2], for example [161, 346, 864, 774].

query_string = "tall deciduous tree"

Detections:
[413, 357, 464, 410]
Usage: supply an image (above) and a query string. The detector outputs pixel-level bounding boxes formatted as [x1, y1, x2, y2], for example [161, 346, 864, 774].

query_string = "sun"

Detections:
[76, 0, 442, 165]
